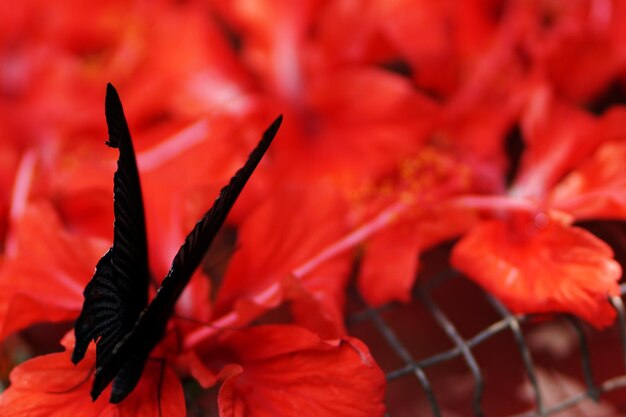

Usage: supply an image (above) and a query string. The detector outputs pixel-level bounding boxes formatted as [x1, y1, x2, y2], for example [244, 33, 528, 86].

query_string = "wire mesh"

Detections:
[347, 271, 626, 417]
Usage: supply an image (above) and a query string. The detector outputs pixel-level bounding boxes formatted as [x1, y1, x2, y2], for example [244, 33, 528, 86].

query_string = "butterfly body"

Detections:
[72, 83, 282, 403]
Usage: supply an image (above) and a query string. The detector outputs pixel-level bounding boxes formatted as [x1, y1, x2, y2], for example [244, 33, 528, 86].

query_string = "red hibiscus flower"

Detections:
[6, 0, 626, 415]
[0, 325, 386, 417]
[451, 89, 626, 328]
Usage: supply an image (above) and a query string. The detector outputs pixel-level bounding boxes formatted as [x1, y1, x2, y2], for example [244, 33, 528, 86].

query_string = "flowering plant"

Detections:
[1, 0, 626, 415]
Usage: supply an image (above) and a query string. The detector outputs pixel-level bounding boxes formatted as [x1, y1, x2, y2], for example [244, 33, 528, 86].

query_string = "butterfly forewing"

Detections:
[72, 84, 151, 395]
[147, 114, 283, 320]
[103, 82, 150, 325]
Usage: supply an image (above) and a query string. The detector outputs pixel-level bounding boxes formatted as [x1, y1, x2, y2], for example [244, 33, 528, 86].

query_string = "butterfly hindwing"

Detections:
[72, 84, 151, 400]
[72, 249, 116, 363]
[90, 115, 283, 403]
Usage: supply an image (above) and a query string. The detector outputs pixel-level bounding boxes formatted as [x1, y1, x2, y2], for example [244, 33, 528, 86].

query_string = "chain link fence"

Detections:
[348, 268, 626, 417]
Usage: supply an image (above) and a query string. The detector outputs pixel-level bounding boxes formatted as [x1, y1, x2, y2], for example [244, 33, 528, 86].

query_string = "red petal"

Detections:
[178, 350, 218, 389]
[550, 138, 626, 220]
[0, 351, 109, 417]
[276, 67, 437, 189]
[0, 142, 20, 242]
[514, 90, 596, 199]
[358, 202, 478, 307]
[0, 336, 185, 417]
[451, 217, 621, 328]
[539, 16, 626, 102]
[217, 325, 386, 417]
[46, 140, 114, 240]
[359, 224, 420, 306]
[118, 361, 185, 417]
[515, 98, 626, 202]
[218, 372, 246, 417]
[288, 254, 351, 339]
[315, 0, 500, 96]
[211, 0, 318, 100]
[0, 203, 108, 340]
[221, 325, 328, 362]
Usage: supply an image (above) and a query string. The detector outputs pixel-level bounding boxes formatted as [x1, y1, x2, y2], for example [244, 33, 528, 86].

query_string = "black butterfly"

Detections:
[71, 83, 282, 403]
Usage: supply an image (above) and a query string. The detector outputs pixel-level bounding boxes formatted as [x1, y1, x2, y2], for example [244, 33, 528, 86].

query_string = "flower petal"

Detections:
[217, 325, 386, 417]
[550, 138, 626, 220]
[358, 201, 478, 307]
[0, 336, 185, 417]
[0, 203, 108, 341]
[287, 254, 351, 339]
[513, 89, 596, 199]
[177, 350, 218, 389]
[514, 97, 626, 201]
[359, 224, 420, 306]
[0, 350, 109, 417]
[451, 217, 621, 328]
[283, 67, 437, 189]
[221, 325, 329, 363]
[118, 360, 185, 417]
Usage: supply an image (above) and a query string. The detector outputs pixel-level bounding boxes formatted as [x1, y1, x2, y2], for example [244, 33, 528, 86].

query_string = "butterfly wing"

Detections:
[72, 84, 151, 397]
[89, 115, 283, 403]
[144, 115, 283, 322]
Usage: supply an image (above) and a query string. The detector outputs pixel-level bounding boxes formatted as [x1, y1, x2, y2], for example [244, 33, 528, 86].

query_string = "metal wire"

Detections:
[347, 273, 626, 416]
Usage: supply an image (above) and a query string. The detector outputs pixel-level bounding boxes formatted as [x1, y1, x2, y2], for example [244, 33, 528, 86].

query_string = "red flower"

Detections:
[0, 325, 386, 417]
[0, 110, 387, 415]
[314, 0, 502, 97]
[452, 91, 626, 328]
[513, 0, 626, 103]
[6, 0, 626, 413]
